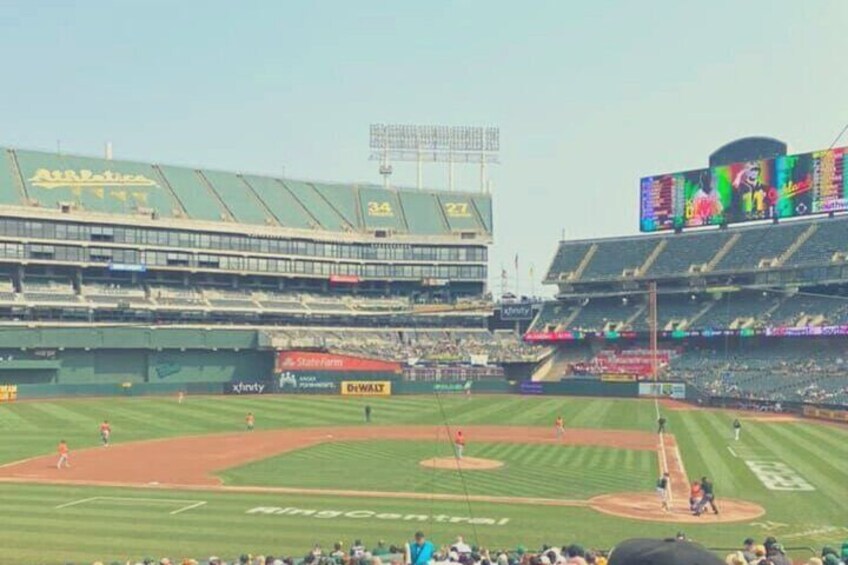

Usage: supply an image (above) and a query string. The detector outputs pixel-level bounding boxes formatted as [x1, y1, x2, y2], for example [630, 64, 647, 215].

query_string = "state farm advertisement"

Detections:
[275, 351, 401, 374]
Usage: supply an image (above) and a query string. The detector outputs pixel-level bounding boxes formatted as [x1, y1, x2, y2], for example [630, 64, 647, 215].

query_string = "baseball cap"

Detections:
[743, 538, 754, 546]
[609, 538, 724, 565]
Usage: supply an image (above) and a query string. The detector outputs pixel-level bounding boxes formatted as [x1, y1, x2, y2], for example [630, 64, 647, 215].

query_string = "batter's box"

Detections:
[54, 496, 207, 515]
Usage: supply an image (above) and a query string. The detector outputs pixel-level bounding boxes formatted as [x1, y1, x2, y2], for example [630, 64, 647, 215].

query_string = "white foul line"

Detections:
[54, 497, 98, 509]
[727, 445, 738, 458]
[170, 501, 207, 515]
[55, 496, 207, 515]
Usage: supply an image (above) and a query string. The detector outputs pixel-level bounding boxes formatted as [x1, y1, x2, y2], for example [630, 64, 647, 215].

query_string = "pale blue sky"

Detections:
[1, 1, 846, 296]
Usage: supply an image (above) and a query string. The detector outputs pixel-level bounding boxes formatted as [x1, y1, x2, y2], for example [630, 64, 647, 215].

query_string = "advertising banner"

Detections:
[276, 351, 401, 374]
[518, 381, 544, 395]
[500, 303, 534, 321]
[638, 382, 686, 400]
[432, 381, 473, 394]
[276, 372, 340, 394]
[341, 380, 392, 396]
[224, 381, 271, 395]
[802, 405, 848, 423]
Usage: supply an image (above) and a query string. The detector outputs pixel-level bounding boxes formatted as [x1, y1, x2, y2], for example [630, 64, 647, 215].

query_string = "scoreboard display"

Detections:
[640, 146, 848, 232]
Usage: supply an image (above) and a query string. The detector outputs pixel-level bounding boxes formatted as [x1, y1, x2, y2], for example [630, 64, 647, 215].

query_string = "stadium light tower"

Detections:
[369, 124, 500, 192]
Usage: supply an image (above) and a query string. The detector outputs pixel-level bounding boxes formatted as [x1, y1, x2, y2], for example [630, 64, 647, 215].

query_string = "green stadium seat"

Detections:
[312, 182, 362, 228]
[240, 175, 314, 229]
[358, 186, 407, 231]
[284, 180, 353, 231]
[0, 148, 24, 205]
[156, 165, 229, 222]
[398, 191, 449, 235]
[437, 194, 483, 232]
[14, 149, 181, 217]
[201, 170, 272, 226]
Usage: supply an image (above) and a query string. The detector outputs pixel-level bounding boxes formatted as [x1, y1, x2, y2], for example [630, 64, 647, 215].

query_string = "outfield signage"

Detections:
[224, 381, 270, 395]
[341, 380, 392, 396]
[802, 405, 848, 423]
[638, 382, 686, 400]
[500, 303, 534, 321]
[518, 381, 544, 395]
[276, 372, 339, 394]
[433, 382, 473, 394]
[276, 351, 401, 374]
[246, 506, 510, 526]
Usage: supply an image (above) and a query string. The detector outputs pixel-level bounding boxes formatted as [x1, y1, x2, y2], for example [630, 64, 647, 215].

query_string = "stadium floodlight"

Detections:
[369, 124, 500, 191]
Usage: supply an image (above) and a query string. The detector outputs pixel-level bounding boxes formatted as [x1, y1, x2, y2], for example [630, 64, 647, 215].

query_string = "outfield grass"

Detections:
[0, 395, 846, 563]
[220, 440, 657, 499]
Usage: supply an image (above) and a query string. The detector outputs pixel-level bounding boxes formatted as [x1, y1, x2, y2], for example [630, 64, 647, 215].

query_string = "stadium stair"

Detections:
[196, 171, 236, 222]
[637, 239, 666, 275]
[682, 300, 719, 330]
[566, 243, 598, 281]
[7, 149, 29, 203]
[150, 164, 189, 218]
[778, 223, 819, 265]
[706, 233, 741, 271]
[233, 174, 282, 226]
[625, 304, 647, 329]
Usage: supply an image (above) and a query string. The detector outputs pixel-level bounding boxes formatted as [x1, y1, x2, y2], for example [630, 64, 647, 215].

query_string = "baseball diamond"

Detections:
[0, 395, 844, 563]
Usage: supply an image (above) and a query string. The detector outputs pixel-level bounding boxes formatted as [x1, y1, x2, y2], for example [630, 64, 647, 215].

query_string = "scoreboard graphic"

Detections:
[640, 146, 848, 232]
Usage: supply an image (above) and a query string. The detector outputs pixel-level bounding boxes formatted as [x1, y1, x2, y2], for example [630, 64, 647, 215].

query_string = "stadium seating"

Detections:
[580, 238, 658, 280]
[546, 215, 848, 282]
[713, 222, 808, 271]
[0, 148, 492, 237]
[647, 231, 733, 276]
[785, 217, 848, 266]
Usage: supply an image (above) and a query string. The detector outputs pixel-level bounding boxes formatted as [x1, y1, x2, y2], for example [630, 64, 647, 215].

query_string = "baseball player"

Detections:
[100, 420, 112, 447]
[454, 430, 465, 460]
[177, 391, 185, 404]
[694, 476, 719, 516]
[57, 440, 70, 469]
[245, 412, 255, 431]
[657, 416, 667, 434]
[689, 480, 702, 512]
[733, 418, 742, 441]
[656, 471, 670, 512]
[555, 415, 565, 439]
[365, 404, 372, 423]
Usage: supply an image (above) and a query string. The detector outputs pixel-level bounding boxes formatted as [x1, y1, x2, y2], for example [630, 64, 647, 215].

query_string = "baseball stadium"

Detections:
[0, 133, 845, 565]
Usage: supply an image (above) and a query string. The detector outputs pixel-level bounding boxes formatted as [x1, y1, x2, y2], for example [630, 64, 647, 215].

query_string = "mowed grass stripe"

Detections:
[760, 424, 846, 499]
[219, 440, 654, 499]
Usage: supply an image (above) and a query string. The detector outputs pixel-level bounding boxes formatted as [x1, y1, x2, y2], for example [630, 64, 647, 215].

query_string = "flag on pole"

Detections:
[514, 253, 519, 270]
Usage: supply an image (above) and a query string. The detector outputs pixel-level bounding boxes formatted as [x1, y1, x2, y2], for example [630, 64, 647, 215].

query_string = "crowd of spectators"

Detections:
[291, 329, 546, 365]
[73, 532, 848, 565]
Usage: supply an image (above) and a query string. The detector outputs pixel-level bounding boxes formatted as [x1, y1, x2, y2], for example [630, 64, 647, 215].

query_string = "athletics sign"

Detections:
[341, 381, 392, 396]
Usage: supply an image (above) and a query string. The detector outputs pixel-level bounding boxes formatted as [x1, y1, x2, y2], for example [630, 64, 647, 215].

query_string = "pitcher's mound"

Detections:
[419, 457, 504, 471]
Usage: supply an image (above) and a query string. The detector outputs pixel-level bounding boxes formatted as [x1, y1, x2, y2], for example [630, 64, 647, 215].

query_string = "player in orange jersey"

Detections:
[689, 480, 702, 512]
[57, 440, 70, 469]
[555, 415, 565, 439]
[246, 412, 255, 431]
[454, 430, 465, 460]
[100, 420, 112, 446]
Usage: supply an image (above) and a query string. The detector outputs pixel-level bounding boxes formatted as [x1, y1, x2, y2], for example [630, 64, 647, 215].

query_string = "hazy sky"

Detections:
[1, 1, 846, 296]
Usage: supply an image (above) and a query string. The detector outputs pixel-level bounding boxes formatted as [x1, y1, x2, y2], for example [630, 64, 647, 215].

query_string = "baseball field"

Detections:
[0, 394, 845, 563]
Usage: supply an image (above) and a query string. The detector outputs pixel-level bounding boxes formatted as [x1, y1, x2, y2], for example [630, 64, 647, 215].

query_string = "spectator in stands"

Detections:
[453, 536, 472, 556]
[407, 531, 435, 565]
[763, 537, 791, 565]
[741, 538, 757, 563]
[372, 541, 391, 557]
[723, 552, 745, 565]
